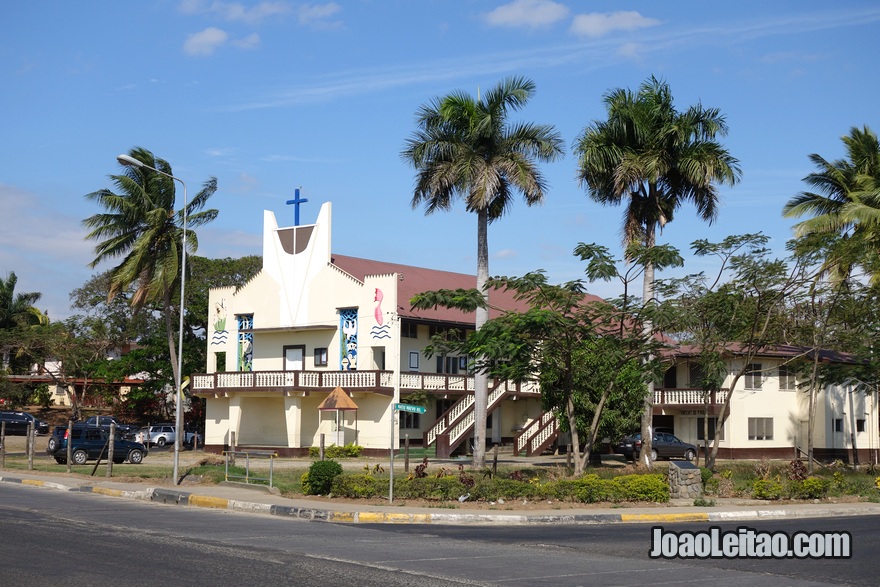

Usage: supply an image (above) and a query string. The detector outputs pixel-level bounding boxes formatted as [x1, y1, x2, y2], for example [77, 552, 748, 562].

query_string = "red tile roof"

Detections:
[331, 253, 604, 327]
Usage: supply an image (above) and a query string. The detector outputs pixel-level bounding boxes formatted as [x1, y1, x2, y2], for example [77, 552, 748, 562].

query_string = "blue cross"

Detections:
[286, 188, 308, 226]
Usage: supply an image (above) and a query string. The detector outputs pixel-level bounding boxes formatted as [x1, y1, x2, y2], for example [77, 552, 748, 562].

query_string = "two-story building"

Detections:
[655, 347, 877, 463]
[192, 200, 878, 464]
[192, 202, 567, 457]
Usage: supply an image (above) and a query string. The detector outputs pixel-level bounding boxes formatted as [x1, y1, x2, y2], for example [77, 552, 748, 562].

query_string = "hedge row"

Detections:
[327, 471, 670, 503]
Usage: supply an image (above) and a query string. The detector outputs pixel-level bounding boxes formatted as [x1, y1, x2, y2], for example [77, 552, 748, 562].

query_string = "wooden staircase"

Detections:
[422, 381, 510, 456]
[513, 411, 559, 456]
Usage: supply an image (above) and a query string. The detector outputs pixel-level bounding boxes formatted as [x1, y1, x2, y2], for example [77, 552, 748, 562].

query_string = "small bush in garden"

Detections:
[752, 479, 783, 500]
[788, 459, 808, 482]
[470, 477, 538, 502]
[331, 474, 385, 498]
[699, 467, 713, 485]
[788, 476, 829, 499]
[613, 474, 670, 503]
[308, 444, 364, 459]
[398, 476, 464, 500]
[704, 476, 720, 495]
[573, 474, 619, 503]
[754, 457, 772, 480]
[303, 459, 343, 495]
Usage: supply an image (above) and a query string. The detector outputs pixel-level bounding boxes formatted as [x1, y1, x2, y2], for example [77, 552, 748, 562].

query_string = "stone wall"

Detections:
[668, 461, 703, 499]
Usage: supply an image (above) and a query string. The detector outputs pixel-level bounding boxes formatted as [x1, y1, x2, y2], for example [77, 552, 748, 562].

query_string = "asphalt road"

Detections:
[3, 482, 874, 586]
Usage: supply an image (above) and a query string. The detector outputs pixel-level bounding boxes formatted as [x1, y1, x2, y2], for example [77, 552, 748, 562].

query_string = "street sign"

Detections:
[393, 403, 426, 414]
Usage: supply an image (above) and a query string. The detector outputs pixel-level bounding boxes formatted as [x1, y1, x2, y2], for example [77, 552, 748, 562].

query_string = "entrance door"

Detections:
[284, 346, 304, 370]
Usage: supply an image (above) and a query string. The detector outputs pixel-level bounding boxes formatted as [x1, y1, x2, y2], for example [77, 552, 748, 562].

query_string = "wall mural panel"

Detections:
[237, 314, 253, 372]
[339, 308, 358, 370]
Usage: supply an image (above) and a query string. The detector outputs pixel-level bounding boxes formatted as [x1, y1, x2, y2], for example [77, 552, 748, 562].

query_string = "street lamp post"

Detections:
[116, 154, 188, 485]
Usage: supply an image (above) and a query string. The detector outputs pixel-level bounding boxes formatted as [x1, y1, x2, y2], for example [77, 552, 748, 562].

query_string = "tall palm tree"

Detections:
[401, 76, 564, 467]
[83, 146, 218, 390]
[783, 125, 880, 282]
[0, 272, 47, 371]
[573, 76, 740, 467]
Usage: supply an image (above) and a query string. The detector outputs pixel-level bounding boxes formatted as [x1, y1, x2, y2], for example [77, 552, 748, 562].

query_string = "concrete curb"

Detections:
[2, 475, 878, 525]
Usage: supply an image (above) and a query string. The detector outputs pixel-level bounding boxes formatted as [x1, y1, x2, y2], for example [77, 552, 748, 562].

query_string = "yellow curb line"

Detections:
[354, 512, 434, 524]
[91, 487, 124, 497]
[621, 512, 710, 523]
[21, 479, 45, 487]
[189, 495, 230, 509]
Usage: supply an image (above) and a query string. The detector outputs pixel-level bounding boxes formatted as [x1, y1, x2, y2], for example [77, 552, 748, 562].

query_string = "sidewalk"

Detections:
[4, 468, 880, 525]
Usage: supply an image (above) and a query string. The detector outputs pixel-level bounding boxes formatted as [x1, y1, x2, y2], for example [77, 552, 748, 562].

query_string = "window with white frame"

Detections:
[408, 351, 419, 371]
[778, 365, 796, 391]
[744, 363, 763, 390]
[748, 417, 773, 440]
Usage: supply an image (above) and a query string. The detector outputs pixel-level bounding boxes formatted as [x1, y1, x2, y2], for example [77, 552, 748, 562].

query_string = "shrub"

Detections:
[613, 474, 670, 503]
[397, 476, 464, 500]
[573, 474, 619, 503]
[752, 479, 783, 500]
[308, 444, 363, 459]
[788, 476, 830, 500]
[699, 467, 714, 485]
[331, 474, 385, 498]
[470, 477, 538, 501]
[788, 459, 808, 481]
[303, 459, 343, 495]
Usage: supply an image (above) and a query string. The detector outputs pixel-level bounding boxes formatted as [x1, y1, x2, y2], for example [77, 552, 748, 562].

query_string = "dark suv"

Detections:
[46, 425, 147, 465]
[83, 415, 139, 438]
[0, 411, 50, 435]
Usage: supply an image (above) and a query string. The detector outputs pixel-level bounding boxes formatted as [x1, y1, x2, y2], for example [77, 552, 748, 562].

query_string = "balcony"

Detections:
[654, 388, 729, 406]
[191, 370, 541, 397]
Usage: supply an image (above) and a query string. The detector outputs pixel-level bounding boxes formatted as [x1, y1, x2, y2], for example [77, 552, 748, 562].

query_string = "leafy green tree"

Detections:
[402, 76, 564, 467]
[662, 234, 814, 469]
[783, 125, 880, 283]
[83, 146, 218, 399]
[413, 243, 679, 476]
[0, 271, 47, 372]
[573, 76, 741, 467]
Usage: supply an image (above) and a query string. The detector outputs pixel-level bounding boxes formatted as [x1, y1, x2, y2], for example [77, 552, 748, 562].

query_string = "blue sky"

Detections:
[2, 1, 878, 320]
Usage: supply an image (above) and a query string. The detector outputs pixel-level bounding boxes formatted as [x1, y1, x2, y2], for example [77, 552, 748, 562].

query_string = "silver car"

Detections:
[135, 424, 177, 447]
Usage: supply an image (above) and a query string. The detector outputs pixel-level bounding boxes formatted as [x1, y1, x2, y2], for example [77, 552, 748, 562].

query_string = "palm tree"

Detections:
[573, 76, 740, 467]
[0, 272, 47, 371]
[783, 125, 880, 282]
[401, 76, 564, 467]
[83, 146, 218, 391]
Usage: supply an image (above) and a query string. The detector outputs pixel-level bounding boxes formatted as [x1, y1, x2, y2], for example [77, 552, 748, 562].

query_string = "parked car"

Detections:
[0, 410, 50, 436]
[83, 415, 139, 438]
[613, 427, 675, 461]
[618, 431, 697, 462]
[135, 424, 201, 448]
[46, 424, 147, 465]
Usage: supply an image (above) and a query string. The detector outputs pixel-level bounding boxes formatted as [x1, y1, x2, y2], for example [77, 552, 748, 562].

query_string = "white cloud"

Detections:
[298, 3, 342, 26]
[179, 0, 291, 24]
[232, 33, 261, 49]
[184, 27, 229, 56]
[494, 249, 518, 259]
[484, 0, 570, 29]
[570, 11, 661, 38]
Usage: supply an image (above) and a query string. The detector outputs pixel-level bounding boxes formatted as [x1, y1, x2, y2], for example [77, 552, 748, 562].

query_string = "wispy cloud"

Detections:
[569, 11, 661, 38]
[184, 27, 229, 56]
[298, 3, 342, 27]
[484, 0, 570, 29]
[220, 7, 880, 110]
[179, 0, 291, 24]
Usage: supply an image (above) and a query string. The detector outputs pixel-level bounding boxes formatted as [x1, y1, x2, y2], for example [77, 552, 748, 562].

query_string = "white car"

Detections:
[135, 424, 200, 448]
